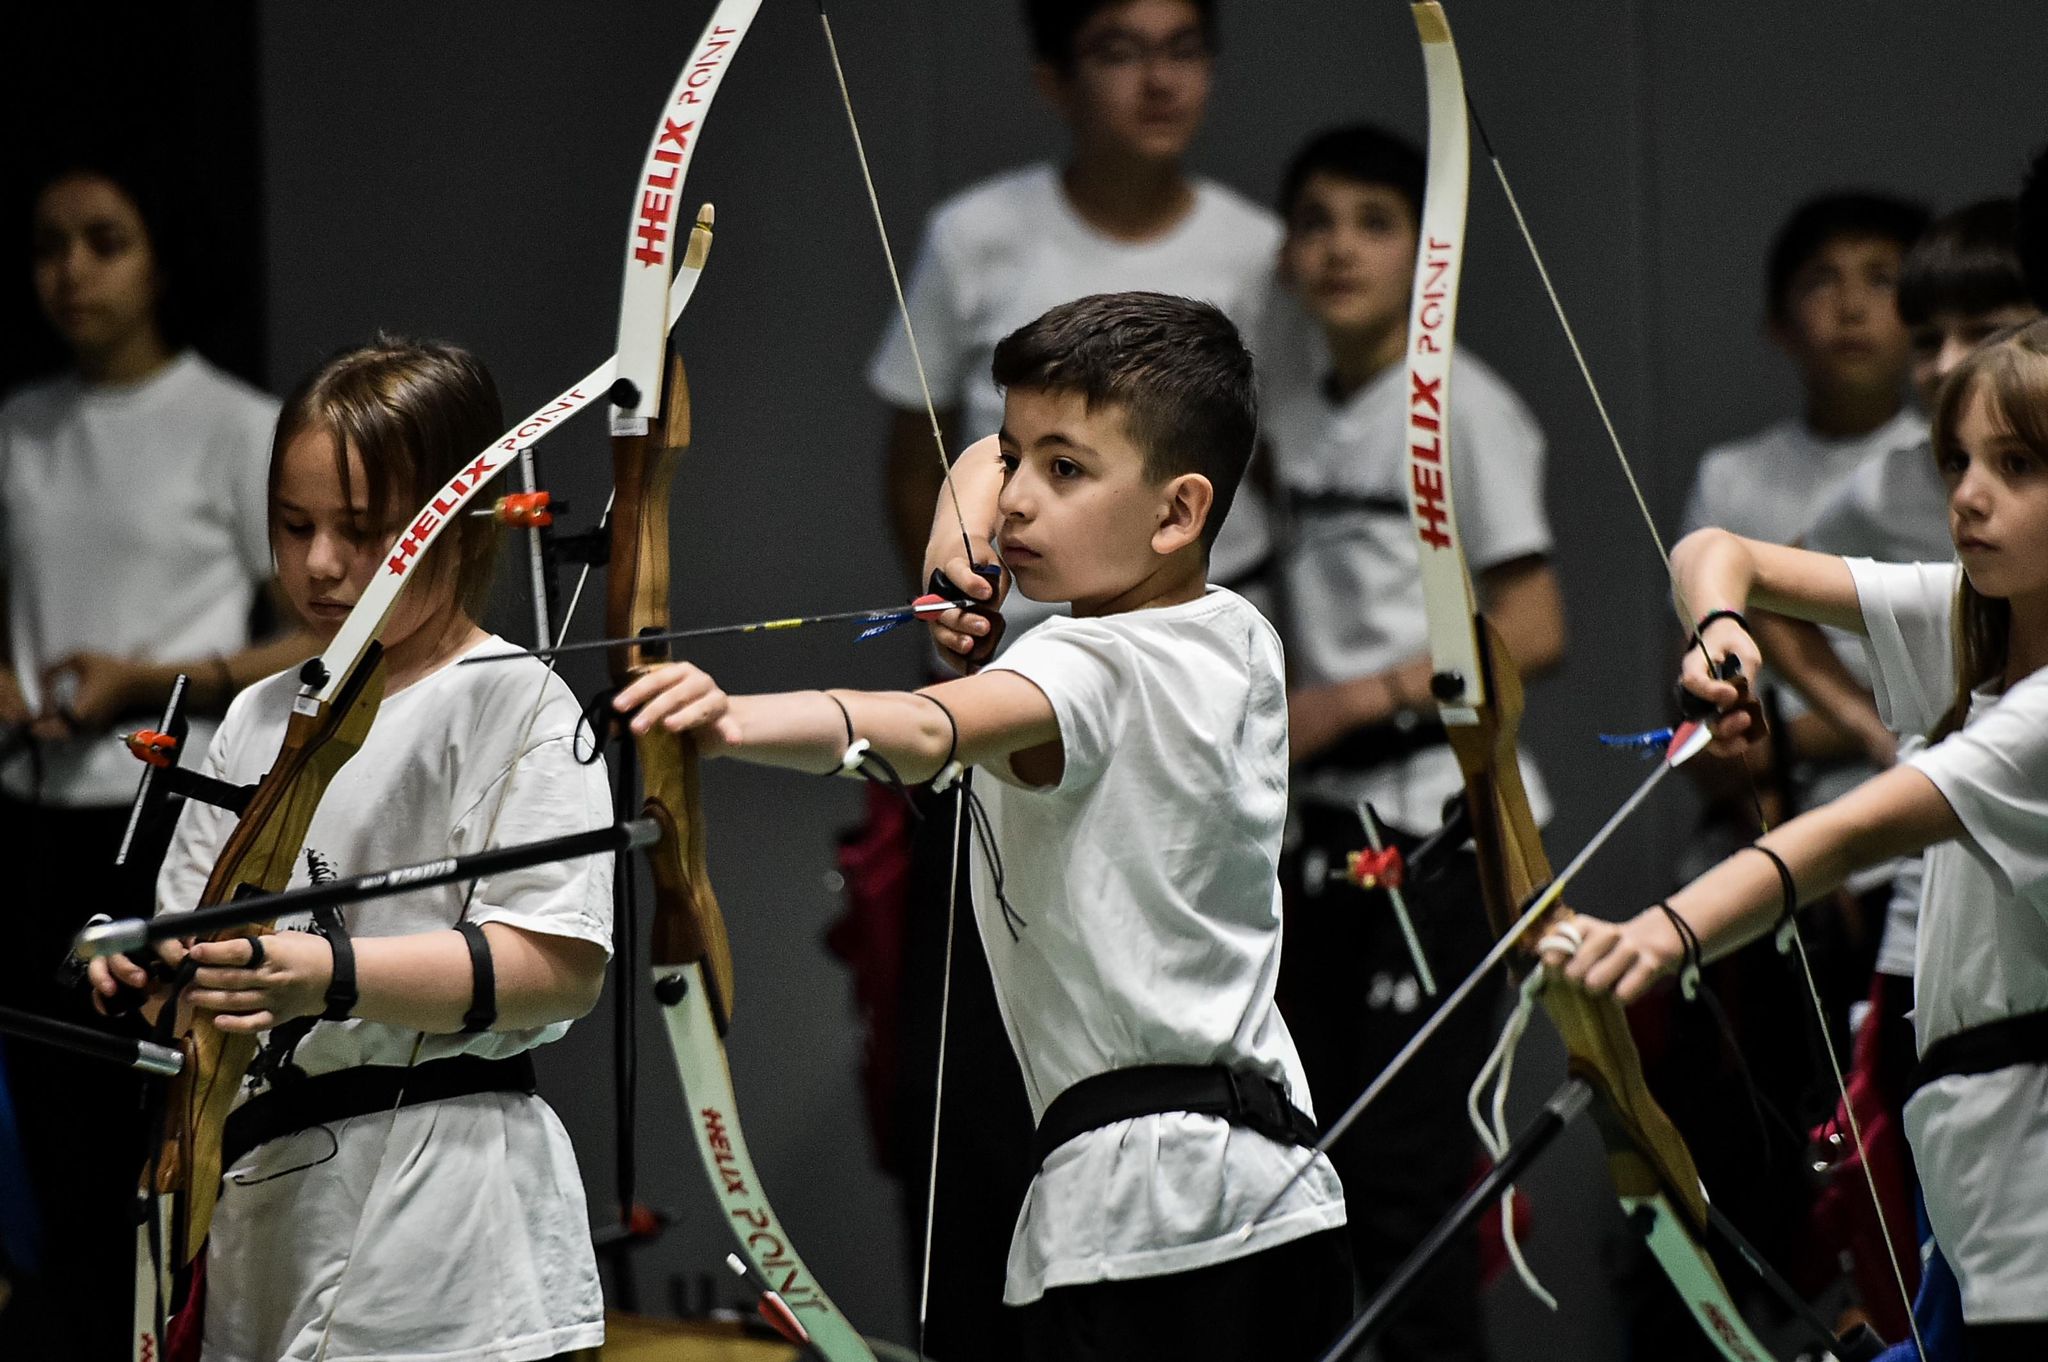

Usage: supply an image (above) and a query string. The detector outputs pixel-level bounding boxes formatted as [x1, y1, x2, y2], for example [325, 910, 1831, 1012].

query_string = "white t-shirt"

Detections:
[1802, 435, 1949, 975]
[868, 163, 1283, 640]
[158, 639, 612, 1362]
[0, 352, 279, 805]
[1267, 338, 1553, 833]
[1851, 558, 2048, 1322]
[972, 588, 1345, 1304]
[1680, 408, 1927, 544]
[1803, 433, 1951, 565]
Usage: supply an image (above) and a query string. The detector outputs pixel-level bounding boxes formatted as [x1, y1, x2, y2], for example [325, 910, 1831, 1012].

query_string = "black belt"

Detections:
[1907, 1008, 2048, 1098]
[221, 1053, 537, 1169]
[1033, 1064, 1317, 1167]
[1300, 715, 1449, 777]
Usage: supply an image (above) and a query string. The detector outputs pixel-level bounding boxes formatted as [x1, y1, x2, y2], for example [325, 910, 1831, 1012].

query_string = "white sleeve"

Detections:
[452, 715, 615, 955]
[986, 621, 1131, 793]
[866, 212, 967, 414]
[1847, 557, 1960, 738]
[1909, 673, 2048, 901]
[1453, 384, 1553, 571]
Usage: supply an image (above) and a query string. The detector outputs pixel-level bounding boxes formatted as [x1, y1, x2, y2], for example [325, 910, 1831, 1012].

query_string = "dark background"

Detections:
[8, 1, 2043, 1354]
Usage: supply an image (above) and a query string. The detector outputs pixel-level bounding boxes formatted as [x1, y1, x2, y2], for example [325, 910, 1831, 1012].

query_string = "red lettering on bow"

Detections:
[633, 121, 696, 266]
[1411, 457, 1452, 550]
[1410, 372, 1442, 417]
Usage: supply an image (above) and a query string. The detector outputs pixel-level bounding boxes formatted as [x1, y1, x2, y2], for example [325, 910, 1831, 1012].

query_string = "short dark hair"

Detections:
[1897, 199, 2029, 327]
[1277, 123, 1425, 226]
[991, 292, 1256, 552]
[2017, 144, 2048, 312]
[1022, 0, 1216, 69]
[1765, 191, 1929, 322]
[270, 335, 505, 620]
[30, 153, 190, 350]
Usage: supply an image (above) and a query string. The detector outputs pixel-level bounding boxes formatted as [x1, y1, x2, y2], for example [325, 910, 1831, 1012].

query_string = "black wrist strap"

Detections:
[321, 924, 358, 1021]
[1654, 900, 1705, 1001]
[1744, 842, 1800, 951]
[456, 921, 497, 1033]
[1689, 608, 1752, 649]
[915, 690, 963, 789]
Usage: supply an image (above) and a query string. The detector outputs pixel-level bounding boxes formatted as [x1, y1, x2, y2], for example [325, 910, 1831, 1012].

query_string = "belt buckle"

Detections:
[1221, 1066, 1246, 1119]
[1238, 1070, 1285, 1132]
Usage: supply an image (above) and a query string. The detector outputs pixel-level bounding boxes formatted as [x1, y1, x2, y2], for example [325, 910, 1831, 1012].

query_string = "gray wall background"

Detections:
[260, 2, 2045, 1354]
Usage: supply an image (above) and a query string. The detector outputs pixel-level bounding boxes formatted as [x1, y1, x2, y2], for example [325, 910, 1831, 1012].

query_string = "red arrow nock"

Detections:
[481, 491, 554, 528]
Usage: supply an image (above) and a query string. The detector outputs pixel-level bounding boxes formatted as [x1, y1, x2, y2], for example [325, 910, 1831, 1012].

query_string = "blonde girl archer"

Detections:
[1553, 319, 2048, 1359]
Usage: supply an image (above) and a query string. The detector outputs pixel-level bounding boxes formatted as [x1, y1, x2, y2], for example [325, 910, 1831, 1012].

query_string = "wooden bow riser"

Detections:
[606, 352, 736, 1028]
[1449, 617, 1717, 1229]
[153, 649, 388, 1260]
[610, 348, 877, 1357]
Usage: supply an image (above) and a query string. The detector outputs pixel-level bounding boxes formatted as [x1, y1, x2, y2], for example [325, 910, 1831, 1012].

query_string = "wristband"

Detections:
[1688, 608, 1751, 650]
[821, 691, 861, 778]
[1744, 842, 1800, 952]
[915, 691, 963, 791]
[1653, 900, 1705, 1002]
[321, 927, 358, 1021]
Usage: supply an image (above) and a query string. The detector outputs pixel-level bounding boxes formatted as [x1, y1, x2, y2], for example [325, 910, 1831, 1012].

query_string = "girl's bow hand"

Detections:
[1537, 908, 1684, 1006]
[184, 932, 331, 1034]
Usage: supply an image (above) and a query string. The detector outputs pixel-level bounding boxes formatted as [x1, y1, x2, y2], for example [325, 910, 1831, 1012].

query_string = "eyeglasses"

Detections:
[1075, 32, 1212, 72]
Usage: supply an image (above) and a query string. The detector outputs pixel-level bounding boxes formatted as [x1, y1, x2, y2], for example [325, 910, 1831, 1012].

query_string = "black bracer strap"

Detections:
[320, 914, 358, 1022]
[1907, 1008, 2048, 1098]
[455, 921, 497, 1034]
[221, 1053, 537, 1169]
[1033, 1064, 1317, 1168]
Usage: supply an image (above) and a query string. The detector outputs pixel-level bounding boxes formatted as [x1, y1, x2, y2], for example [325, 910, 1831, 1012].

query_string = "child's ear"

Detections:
[1153, 473, 1214, 557]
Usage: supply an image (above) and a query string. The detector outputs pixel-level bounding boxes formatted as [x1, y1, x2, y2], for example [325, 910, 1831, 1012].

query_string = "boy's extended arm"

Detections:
[717, 675, 1061, 786]
[619, 660, 1062, 788]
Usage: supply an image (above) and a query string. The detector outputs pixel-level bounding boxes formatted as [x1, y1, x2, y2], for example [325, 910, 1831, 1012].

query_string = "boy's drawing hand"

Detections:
[925, 554, 1006, 673]
[614, 662, 737, 753]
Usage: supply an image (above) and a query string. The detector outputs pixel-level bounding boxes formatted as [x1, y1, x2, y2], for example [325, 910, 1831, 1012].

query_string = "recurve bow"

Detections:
[124, 17, 752, 1359]
[597, 3, 877, 1356]
[1385, 6, 1898, 1358]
